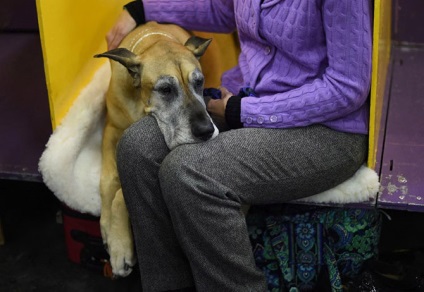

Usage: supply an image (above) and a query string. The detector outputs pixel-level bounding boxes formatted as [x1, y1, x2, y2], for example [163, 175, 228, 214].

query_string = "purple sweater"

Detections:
[142, 0, 372, 134]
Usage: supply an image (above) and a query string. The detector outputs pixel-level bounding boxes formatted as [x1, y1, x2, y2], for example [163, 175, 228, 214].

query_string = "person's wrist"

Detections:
[124, 1, 146, 25]
[225, 96, 243, 129]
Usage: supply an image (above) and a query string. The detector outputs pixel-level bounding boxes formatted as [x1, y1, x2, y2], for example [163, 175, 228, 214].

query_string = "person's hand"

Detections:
[106, 9, 137, 50]
[207, 87, 233, 119]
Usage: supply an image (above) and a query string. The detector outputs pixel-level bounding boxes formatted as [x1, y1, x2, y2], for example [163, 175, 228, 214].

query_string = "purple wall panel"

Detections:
[393, 0, 424, 44]
[0, 0, 38, 31]
[0, 34, 51, 181]
[377, 47, 424, 211]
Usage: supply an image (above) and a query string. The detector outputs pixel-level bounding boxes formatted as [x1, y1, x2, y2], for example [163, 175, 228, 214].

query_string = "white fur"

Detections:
[39, 63, 110, 216]
[295, 165, 380, 204]
[39, 64, 380, 216]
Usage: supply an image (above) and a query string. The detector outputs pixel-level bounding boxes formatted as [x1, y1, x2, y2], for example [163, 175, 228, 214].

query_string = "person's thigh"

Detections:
[164, 125, 367, 205]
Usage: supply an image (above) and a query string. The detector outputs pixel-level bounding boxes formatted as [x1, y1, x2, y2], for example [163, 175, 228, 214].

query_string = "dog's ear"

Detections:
[94, 48, 142, 87]
[184, 36, 212, 59]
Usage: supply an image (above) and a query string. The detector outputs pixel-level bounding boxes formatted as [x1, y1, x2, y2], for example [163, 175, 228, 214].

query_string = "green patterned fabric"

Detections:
[246, 204, 382, 292]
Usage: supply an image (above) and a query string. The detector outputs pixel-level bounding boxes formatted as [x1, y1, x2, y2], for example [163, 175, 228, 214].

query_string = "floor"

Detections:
[0, 180, 142, 292]
[1, 179, 424, 292]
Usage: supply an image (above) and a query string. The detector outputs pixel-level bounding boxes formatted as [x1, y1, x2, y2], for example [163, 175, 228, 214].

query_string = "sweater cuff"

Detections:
[225, 96, 243, 129]
[124, 1, 146, 26]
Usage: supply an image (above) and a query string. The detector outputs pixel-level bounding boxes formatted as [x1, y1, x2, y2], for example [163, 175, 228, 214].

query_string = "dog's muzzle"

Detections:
[189, 103, 216, 141]
[191, 119, 216, 141]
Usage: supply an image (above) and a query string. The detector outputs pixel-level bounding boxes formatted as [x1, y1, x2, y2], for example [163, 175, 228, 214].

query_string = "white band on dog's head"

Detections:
[129, 31, 179, 51]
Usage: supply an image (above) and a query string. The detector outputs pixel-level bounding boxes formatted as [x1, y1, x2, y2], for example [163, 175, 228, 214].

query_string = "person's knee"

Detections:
[117, 116, 167, 172]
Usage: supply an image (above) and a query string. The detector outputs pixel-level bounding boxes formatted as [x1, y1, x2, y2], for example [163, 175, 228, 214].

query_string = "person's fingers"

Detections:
[219, 87, 230, 95]
[207, 98, 226, 118]
[219, 87, 233, 99]
[106, 10, 137, 50]
[106, 31, 116, 50]
[107, 31, 122, 50]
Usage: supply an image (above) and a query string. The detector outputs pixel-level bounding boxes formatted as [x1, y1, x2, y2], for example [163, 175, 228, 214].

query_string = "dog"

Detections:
[94, 21, 218, 277]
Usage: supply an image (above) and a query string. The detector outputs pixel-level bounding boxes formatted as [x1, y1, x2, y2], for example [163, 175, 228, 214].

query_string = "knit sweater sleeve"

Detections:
[240, 0, 372, 131]
[142, 0, 236, 33]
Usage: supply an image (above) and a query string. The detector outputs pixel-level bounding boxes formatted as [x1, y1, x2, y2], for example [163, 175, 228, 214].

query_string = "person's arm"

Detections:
[142, 0, 236, 33]
[239, 0, 372, 129]
[107, 0, 235, 51]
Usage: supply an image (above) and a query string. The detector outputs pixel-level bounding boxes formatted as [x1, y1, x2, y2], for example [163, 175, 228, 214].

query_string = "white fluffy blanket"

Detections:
[39, 63, 380, 216]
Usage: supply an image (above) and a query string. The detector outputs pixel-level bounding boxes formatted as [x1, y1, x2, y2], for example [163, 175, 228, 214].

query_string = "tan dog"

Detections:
[95, 21, 218, 277]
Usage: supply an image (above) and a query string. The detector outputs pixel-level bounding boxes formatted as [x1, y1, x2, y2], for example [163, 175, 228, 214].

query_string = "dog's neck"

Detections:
[129, 30, 179, 52]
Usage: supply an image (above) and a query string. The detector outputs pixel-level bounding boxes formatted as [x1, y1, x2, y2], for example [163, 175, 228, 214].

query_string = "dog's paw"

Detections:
[102, 188, 135, 278]
[108, 237, 137, 278]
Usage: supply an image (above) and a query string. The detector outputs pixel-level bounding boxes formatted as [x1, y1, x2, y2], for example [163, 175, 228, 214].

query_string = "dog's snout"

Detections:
[189, 101, 215, 141]
[192, 121, 215, 141]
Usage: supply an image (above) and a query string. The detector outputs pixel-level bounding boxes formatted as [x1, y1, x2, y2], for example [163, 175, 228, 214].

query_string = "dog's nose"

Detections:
[192, 121, 215, 141]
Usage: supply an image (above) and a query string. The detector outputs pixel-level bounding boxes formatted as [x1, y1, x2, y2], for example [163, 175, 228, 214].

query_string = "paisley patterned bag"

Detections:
[246, 204, 382, 292]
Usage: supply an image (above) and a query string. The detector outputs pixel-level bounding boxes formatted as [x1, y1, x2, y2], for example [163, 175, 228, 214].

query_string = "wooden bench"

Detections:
[376, 48, 424, 211]
[375, 1, 424, 211]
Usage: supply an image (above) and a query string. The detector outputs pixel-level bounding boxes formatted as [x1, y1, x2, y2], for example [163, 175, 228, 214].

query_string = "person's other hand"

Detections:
[207, 87, 233, 119]
[106, 9, 137, 50]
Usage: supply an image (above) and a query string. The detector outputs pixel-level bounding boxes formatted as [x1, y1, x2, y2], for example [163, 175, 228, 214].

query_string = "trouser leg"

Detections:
[117, 116, 194, 291]
[118, 115, 367, 291]
[158, 125, 367, 291]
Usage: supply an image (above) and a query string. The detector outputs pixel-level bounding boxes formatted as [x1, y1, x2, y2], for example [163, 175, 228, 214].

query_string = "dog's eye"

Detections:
[195, 79, 203, 87]
[159, 86, 172, 95]
[193, 77, 204, 90]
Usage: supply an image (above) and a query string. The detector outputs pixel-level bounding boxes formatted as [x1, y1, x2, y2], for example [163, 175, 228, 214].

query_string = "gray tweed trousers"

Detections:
[116, 115, 367, 292]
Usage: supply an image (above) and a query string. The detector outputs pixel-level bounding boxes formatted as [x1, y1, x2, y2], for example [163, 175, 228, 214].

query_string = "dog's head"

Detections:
[95, 36, 218, 149]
